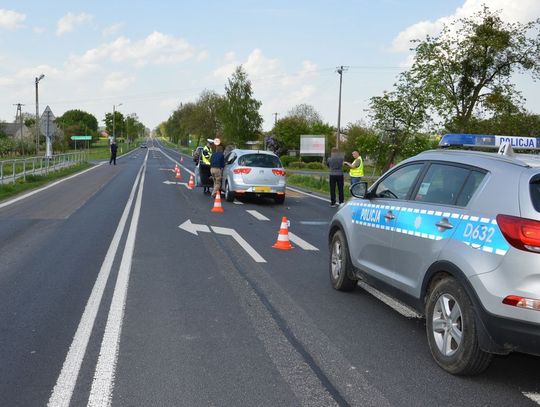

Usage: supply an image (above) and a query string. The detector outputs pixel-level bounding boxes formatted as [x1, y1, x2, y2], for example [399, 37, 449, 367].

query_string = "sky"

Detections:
[0, 0, 539, 132]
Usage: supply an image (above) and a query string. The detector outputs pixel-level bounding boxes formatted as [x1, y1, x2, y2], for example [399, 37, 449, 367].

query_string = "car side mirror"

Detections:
[350, 181, 368, 198]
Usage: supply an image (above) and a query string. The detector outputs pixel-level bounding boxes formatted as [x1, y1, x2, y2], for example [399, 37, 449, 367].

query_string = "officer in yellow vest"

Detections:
[201, 139, 214, 193]
[345, 150, 364, 185]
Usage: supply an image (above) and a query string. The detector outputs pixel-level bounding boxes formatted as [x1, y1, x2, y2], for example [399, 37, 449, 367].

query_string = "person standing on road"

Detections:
[345, 150, 364, 185]
[201, 139, 214, 194]
[327, 147, 345, 207]
[109, 141, 118, 165]
[210, 140, 224, 198]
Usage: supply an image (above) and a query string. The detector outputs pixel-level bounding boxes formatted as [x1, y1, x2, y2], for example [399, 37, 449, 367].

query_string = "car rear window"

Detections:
[530, 175, 540, 212]
[238, 154, 282, 168]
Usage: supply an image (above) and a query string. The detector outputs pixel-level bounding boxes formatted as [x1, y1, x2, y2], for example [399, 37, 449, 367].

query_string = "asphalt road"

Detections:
[0, 139, 538, 407]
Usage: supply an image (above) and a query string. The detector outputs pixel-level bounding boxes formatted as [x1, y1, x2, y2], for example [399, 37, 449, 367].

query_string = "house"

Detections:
[0, 122, 32, 139]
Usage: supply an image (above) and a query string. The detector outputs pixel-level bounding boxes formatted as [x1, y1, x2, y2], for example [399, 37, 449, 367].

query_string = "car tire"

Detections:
[224, 181, 235, 202]
[274, 195, 285, 204]
[329, 230, 357, 291]
[425, 277, 493, 375]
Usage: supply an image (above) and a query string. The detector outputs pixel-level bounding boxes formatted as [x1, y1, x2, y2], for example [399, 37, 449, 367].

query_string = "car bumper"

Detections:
[482, 312, 540, 356]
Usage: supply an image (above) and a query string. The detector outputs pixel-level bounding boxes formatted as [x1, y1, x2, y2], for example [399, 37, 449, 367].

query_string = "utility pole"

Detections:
[14, 103, 25, 155]
[336, 66, 348, 150]
[273, 112, 279, 126]
[35, 74, 45, 155]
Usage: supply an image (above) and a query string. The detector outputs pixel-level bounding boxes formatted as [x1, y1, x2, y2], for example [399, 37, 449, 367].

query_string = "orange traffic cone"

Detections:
[174, 163, 179, 172]
[272, 217, 293, 250]
[187, 174, 195, 189]
[211, 191, 224, 213]
[175, 167, 182, 179]
[180, 156, 184, 163]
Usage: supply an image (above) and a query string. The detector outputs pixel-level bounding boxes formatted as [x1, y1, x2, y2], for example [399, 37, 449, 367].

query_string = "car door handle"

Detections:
[384, 211, 395, 221]
[436, 218, 454, 230]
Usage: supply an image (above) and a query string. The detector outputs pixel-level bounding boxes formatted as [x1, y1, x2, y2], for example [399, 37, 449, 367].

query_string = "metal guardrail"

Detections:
[0, 152, 89, 184]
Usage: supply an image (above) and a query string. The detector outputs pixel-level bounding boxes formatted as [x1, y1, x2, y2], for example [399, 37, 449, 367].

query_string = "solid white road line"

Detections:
[286, 185, 330, 203]
[524, 392, 540, 405]
[87, 151, 148, 407]
[159, 148, 194, 176]
[211, 226, 266, 263]
[357, 281, 421, 319]
[233, 201, 244, 205]
[47, 163, 145, 407]
[0, 163, 104, 210]
[246, 209, 270, 221]
[288, 232, 319, 251]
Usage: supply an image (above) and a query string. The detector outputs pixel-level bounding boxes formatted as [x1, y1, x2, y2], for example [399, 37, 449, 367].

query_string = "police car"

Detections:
[328, 134, 540, 375]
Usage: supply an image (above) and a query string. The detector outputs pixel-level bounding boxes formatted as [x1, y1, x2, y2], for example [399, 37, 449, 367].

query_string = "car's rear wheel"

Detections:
[329, 230, 356, 291]
[425, 277, 492, 375]
[224, 181, 235, 202]
[274, 194, 285, 204]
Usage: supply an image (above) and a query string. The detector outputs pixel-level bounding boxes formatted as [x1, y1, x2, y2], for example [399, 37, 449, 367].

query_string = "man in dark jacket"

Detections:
[210, 139, 224, 198]
[327, 147, 344, 207]
[109, 141, 118, 165]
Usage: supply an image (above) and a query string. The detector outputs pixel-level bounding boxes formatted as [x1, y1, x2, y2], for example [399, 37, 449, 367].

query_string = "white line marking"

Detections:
[159, 148, 194, 176]
[211, 226, 266, 263]
[47, 164, 144, 407]
[357, 281, 421, 319]
[288, 232, 319, 251]
[299, 221, 328, 225]
[233, 200, 244, 205]
[285, 186, 330, 202]
[87, 151, 148, 407]
[0, 163, 104, 210]
[246, 210, 270, 221]
[523, 392, 540, 405]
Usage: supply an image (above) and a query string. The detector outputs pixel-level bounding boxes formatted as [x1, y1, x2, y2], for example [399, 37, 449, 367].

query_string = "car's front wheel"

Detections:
[329, 230, 356, 291]
[425, 277, 492, 375]
[224, 181, 235, 202]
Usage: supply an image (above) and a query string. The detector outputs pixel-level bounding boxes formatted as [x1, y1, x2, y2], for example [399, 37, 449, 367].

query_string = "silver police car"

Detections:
[329, 134, 540, 375]
[221, 149, 286, 204]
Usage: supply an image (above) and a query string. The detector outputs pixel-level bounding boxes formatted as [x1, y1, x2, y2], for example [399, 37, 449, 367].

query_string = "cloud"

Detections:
[102, 22, 124, 37]
[391, 0, 540, 52]
[0, 9, 25, 29]
[77, 31, 196, 67]
[103, 72, 136, 92]
[57, 12, 93, 36]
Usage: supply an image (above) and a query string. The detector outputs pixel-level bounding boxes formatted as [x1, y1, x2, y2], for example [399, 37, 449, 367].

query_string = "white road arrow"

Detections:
[178, 219, 211, 236]
[211, 226, 266, 263]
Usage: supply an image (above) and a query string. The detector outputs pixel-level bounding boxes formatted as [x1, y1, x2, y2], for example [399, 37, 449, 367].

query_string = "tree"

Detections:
[104, 111, 125, 138]
[57, 109, 99, 144]
[411, 6, 540, 132]
[191, 90, 225, 146]
[286, 104, 322, 125]
[221, 66, 263, 146]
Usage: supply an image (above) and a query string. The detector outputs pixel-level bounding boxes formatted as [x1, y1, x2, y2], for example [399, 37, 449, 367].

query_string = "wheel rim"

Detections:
[225, 183, 230, 199]
[432, 293, 463, 357]
[331, 239, 342, 280]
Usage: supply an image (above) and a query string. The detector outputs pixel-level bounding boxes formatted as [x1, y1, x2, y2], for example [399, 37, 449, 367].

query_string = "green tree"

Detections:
[411, 6, 540, 132]
[104, 111, 125, 138]
[220, 66, 262, 146]
[287, 104, 322, 125]
[57, 109, 99, 144]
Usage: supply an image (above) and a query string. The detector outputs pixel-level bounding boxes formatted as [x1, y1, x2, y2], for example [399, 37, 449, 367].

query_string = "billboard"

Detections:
[300, 135, 325, 156]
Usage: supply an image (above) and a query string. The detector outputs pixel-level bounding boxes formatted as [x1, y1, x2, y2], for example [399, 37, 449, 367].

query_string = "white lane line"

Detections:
[288, 232, 319, 251]
[299, 221, 328, 226]
[233, 200, 244, 205]
[524, 392, 540, 405]
[87, 151, 149, 407]
[357, 281, 421, 319]
[211, 226, 266, 263]
[0, 163, 104, 210]
[246, 209, 270, 221]
[47, 163, 144, 407]
[286, 185, 330, 203]
[159, 148, 194, 176]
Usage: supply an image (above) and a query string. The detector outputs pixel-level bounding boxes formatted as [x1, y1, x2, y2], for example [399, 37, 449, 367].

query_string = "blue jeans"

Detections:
[350, 176, 361, 185]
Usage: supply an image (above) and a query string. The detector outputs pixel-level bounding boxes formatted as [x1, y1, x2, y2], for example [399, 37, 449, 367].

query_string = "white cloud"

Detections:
[33, 26, 46, 34]
[0, 9, 25, 29]
[57, 12, 93, 36]
[103, 72, 135, 92]
[78, 32, 196, 67]
[196, 50, 209, 62]
[391, 0, 540, 52]
[102, 22, 124, 37]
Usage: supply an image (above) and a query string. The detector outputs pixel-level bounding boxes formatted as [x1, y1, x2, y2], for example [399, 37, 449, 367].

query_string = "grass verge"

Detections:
[0, 162, 92, 202]
[286, 174, 352, 199]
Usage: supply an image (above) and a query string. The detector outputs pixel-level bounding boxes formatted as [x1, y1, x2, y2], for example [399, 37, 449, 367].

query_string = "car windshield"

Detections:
[530, 175, 540, 212]
[238, 154, 282, 168]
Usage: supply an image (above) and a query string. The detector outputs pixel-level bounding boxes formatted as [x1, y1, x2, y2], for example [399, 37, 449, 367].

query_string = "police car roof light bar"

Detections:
[439, 133, 540, 151]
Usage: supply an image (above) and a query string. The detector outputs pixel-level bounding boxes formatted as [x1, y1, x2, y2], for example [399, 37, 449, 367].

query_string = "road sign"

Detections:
[71, 136, 92, 140]
[40, 106, 56, 138]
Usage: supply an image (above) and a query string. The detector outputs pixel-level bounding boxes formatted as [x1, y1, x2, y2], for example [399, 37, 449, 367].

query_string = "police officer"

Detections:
[201, 139, 214, 193]
[345, 150, 364, 185]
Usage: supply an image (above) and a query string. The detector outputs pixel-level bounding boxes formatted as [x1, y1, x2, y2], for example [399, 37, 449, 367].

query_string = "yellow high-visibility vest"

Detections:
[201, 145, 212, 165]
[349, 156, 364, 177]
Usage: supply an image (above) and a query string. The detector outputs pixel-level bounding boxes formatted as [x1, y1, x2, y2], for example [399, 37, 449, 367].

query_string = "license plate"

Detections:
[254, 186, 271, 192]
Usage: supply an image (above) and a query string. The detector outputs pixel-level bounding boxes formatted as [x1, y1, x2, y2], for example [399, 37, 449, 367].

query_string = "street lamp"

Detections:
[35, 74, 45, 154]
[112, 103, 123, 142]
[335, 66, 348, 150]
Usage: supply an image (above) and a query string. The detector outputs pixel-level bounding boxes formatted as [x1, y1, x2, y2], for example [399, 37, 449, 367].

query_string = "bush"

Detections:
[288, 161, 306, 169]
[306, 162, 325, 170]
[280, 155, 296, 167]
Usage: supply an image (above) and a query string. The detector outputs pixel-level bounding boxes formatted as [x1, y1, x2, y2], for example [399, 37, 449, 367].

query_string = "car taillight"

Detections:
[233, 167, 251, 174]
[503, 295, 540, 311]
[496, 214, 540, 253]
[272, 169, 286, 176]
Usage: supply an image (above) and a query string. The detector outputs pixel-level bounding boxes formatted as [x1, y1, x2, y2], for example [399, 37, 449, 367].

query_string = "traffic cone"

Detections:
[211, 191, 224, 213]
[180, 156, 184, 163]
[174, 163, 179, 172]
[187, 174, 195, 189]
[272, 217, 293, 250]
[175, 167, 181, 179]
